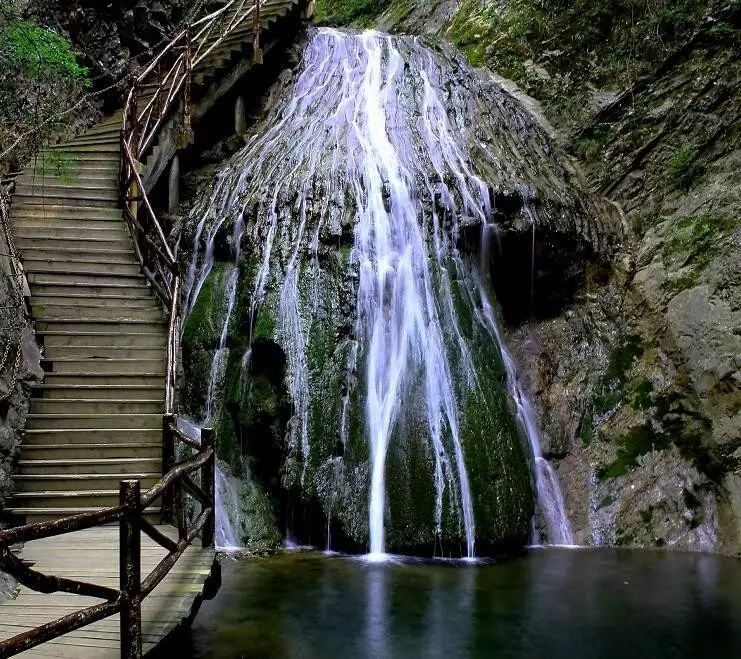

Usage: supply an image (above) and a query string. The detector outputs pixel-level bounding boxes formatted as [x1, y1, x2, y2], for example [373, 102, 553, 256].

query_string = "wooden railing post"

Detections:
[201, 427, 216, 548]
[119, 480, 142, 659]
[161, 413, 176, 524]
[253, 0, 263, 63]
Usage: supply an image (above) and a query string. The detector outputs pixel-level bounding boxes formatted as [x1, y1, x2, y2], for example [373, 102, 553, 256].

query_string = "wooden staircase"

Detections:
[7, 0, 305, 524]
[9, 120, 167, 521]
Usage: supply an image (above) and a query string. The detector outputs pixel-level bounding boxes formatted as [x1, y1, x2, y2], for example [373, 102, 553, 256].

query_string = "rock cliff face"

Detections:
[0, 192, 43, 510]
[24, 0, 197, 104]
[313, 0, 741, 555]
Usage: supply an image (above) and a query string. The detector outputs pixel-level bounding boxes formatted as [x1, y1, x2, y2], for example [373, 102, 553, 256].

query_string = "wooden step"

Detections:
[26, 415, 163, 430]
[32, 385, 165, 400]
[28, 272, 148, 287]
[22, 428, 162, 444]
[21, 246, 137, 264]
[18, 443, 161, 460]
[15, 218, 127, 232]
[17, 235, 133, 251]
[11, 491, 131, 508]
[41, 332, 166, 348]
[33, 305, 164, 323]
[16, 456, 162, 474]
[4, 507, 162, 523]
[30, 283, 154, 299]
[16, 227, 131, 242]
[14, 182, 118, 198]
[11, 204, 121, 219]
[23, 259, 140, 277]
[38, 375, 165, 388]
[15, 174, 118, 188]
[42, 358, 165, 375]
[57, 134, 120, 147]
[14, 472, 161, 491]
[42, 354, 165, 368]
[49, 142, 121, 153]
[36, 319, 166, 333]
[31, 399, 164, 414]
[33, 294, 159, 308]
[13, 192, 119, 209]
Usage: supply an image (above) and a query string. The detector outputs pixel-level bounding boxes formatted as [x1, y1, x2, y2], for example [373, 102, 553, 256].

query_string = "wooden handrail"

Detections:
[0, 425, 215, 658]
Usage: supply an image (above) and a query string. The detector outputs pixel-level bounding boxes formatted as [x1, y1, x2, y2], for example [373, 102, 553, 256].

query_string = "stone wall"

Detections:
[0, 190, 43, 510]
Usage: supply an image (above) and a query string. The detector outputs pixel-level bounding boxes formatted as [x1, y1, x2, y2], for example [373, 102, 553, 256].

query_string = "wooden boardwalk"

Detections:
[0, 527, 215, 657]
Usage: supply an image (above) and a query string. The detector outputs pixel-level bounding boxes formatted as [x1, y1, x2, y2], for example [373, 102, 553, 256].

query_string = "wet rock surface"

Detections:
[178, 28, 613, 555]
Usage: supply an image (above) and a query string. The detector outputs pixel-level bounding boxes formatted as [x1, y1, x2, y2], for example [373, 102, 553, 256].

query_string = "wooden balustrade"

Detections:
[0, 422, 215, 659]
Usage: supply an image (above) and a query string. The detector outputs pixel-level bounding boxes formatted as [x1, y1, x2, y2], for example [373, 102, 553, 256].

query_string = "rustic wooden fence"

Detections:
[0, 423, 215, 658]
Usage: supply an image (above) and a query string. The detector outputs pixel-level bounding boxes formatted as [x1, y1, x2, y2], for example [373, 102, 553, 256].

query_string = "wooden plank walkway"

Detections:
[0, 527, 215, 657]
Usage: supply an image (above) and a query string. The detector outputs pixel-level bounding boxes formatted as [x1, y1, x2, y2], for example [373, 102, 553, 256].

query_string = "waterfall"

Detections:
[181, 27, 591, 555]
[478, 215, 574, 546]
[182, 214, 247, 550]
[215, 464, 242, 550]
[475, 267, 574, 546]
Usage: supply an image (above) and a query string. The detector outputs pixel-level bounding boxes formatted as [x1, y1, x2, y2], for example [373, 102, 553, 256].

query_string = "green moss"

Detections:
[591, 334, 645, 417]
[385, 411, 438, 550]
[251, 307, 275, 342]
[447, 0, 706, 122]
[659, 213, 736, 295]
[662, 214, 736, 271]
[181, 262, 232, 350]
[452, 272, 534, 547]
[597, 424, 670, 480]
[315, 0, 390, 26]
[666, 145, 704, 191]
[630, 379, 654, 411]
[574, 124, 613, 163]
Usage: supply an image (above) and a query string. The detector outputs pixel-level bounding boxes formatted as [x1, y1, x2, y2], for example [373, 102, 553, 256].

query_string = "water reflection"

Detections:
[187, 549, 741, 658]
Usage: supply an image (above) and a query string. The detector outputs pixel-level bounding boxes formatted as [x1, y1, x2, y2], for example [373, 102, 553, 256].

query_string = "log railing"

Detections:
[120, 0, 264, 420]
[0, 422, 215, 659]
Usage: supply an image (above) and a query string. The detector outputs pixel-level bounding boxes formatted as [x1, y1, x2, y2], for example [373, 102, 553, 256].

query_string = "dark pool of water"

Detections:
[183, 548, 741, 658]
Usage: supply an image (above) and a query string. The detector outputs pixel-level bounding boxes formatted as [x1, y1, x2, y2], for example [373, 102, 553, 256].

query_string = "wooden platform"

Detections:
[0, 527, 216, 657]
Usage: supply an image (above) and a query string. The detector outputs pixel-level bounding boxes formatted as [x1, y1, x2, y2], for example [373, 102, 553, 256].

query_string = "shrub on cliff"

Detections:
[0, 1, 91, 174]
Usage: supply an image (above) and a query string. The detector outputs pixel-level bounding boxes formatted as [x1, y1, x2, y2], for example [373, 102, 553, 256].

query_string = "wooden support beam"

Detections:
[119, 481, 142, 659]
[201, 428, 216, 548]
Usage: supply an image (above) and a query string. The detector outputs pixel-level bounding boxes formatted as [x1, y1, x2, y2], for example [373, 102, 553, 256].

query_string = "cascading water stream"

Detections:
[184, 215, 246, 550]
[477, 271, 574, 546]
[181, 27, 591, 555]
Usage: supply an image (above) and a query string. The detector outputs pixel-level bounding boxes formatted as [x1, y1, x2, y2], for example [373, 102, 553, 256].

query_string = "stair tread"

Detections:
[24, 429, 161, 434]
[13, 490, 135, 497]
[6, 508, 162, 515]
[19, 457, 160, 464]
[27, 413, 163, 418]
[23, 442, 162, 451]
[16, 473, 161, 479]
